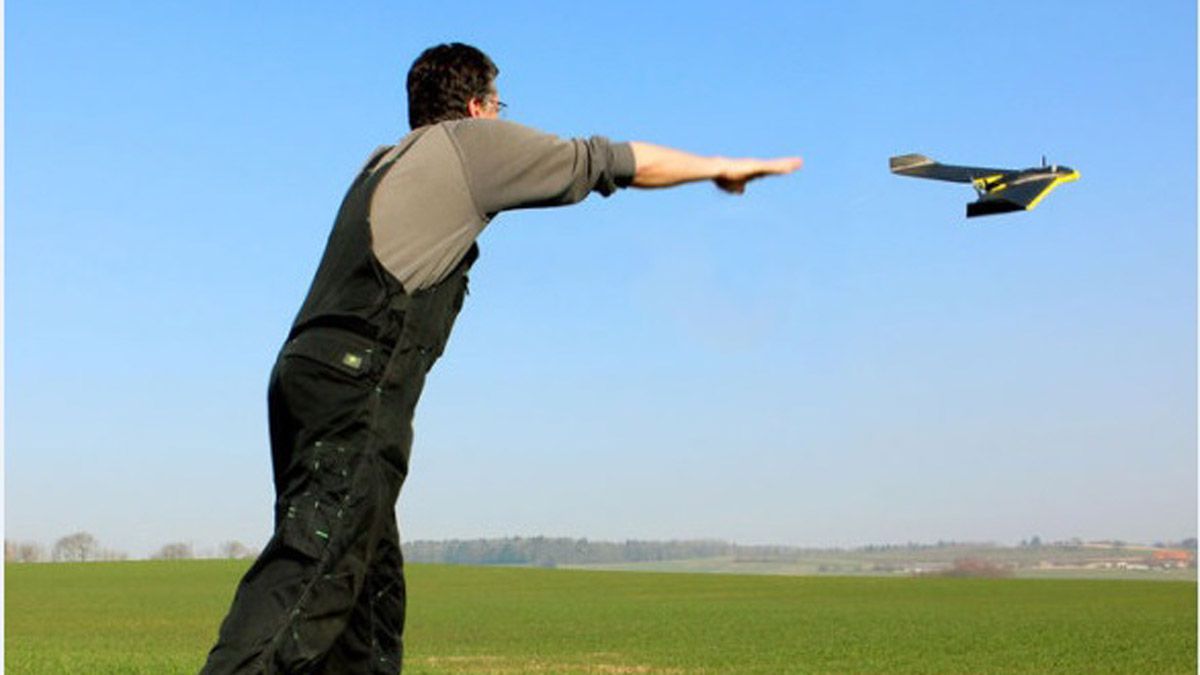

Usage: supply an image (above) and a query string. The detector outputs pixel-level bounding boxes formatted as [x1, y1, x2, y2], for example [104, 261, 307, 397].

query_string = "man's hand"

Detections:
[629, 142, 802, 193]
[713, 158, 804, 194]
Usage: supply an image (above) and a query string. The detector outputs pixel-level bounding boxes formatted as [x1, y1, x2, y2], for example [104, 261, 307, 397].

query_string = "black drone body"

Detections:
[890, 153, 1079, 217]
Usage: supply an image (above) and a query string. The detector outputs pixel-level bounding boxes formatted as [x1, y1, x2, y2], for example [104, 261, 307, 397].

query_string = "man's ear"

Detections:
[466, 97, 486, 118]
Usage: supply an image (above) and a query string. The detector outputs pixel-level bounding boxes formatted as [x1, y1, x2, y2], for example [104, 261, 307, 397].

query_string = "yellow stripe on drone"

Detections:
[1025, 170, 1080, 211]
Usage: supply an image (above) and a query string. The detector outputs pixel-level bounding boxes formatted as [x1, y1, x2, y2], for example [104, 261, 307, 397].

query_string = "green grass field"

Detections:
[5, 561, 1196, 673]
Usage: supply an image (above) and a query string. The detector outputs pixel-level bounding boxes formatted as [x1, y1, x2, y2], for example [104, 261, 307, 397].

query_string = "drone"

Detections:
[890, 153, 1079, 217]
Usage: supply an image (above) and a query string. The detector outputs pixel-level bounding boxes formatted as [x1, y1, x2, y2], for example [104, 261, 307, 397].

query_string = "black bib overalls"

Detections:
[203, 145, 475, 674]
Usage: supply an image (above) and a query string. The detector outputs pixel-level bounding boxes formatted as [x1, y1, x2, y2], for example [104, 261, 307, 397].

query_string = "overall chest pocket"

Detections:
[400, 273, 469, 361]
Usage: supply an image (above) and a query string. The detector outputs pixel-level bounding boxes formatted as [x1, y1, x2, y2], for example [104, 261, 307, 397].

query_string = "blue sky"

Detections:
[5, 2, 1196, 557]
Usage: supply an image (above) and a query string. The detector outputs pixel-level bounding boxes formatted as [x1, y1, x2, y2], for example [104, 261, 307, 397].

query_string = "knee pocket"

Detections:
[279, 439, 368, 560]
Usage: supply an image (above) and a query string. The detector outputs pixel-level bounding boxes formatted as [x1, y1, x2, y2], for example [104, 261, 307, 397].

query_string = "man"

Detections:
[202, 43, 800, 674]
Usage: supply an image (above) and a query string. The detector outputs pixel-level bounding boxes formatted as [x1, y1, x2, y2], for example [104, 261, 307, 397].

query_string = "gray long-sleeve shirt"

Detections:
[364, 119, 636, 291]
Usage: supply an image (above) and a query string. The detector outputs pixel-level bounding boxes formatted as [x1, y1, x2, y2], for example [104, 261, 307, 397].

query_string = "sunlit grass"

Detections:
[5, 561, 1196, 673]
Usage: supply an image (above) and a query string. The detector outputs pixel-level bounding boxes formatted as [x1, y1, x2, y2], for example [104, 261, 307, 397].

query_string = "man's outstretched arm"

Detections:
[453, 121, 803, 216]
[629, 142, 802, 194]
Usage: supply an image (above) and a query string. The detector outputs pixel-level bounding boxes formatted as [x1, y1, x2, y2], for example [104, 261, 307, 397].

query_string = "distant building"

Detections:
[1151, 550, 1194, 568]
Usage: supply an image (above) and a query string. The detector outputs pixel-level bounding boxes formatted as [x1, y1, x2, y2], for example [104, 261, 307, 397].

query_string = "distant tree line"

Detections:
[396, 538, 979, 566]
[148, 540, 257, 560]
[4, 533, 257, 563]
[402, 536, 1198, 568]
[857, 540, 1000, 553]
[5, 539, 46, 563]
[922, 557, 1014, 578]
[403, 537, 740, 567]
[7, 532, 1195, 565]
[1153, 538, 1197, 551]
[152, 542, 195, 560]
[3, 532, 130, 562]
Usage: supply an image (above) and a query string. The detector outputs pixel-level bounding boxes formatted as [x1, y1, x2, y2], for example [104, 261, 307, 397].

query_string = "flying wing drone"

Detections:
[890, 153, 1079, 217]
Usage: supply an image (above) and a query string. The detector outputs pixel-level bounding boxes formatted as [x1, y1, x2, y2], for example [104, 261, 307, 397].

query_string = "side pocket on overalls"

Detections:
[274, 329, 382, 560]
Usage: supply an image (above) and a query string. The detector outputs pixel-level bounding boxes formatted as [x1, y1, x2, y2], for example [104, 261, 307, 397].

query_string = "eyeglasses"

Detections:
[473, 95, 507, 118]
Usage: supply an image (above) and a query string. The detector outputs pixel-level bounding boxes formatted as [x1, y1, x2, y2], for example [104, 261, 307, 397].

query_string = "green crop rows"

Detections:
[5, 561, 1196, 673]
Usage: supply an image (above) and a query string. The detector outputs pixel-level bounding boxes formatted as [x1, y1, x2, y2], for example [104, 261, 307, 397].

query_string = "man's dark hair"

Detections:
[406, 43, 499, 129]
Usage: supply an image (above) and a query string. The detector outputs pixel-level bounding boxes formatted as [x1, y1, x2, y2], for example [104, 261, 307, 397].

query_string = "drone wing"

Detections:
[889, 154, 1009, 184]
[966, 171, 1079, 218]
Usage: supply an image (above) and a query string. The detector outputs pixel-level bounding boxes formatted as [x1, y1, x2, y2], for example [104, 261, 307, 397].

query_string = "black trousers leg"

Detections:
[202, 335, 412, 674]
[321, 514, 406, 673]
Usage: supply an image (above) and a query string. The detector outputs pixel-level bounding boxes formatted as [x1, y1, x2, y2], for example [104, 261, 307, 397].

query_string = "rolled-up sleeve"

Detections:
[447, 119, 636, 217]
